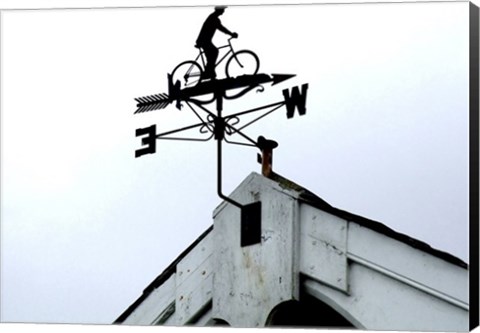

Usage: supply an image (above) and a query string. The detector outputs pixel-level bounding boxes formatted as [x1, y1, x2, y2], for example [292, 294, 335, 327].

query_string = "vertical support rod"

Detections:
[215, 96, 243, 209]
[217, 137, 243, 209]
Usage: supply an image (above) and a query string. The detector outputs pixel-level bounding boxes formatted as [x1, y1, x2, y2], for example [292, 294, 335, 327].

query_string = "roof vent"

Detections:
[257, 136, 279, 178]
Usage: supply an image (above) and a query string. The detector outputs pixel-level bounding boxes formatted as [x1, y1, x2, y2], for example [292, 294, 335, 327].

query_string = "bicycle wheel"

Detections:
[225, 50, 260, 78]
[171, 60, 203, 89]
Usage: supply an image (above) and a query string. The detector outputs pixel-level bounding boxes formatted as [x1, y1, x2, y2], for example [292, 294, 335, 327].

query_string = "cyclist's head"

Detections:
[214, 5, 227, 14]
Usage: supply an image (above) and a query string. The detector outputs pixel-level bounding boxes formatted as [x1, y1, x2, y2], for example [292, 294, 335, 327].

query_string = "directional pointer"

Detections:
[134, 73, 296, 114]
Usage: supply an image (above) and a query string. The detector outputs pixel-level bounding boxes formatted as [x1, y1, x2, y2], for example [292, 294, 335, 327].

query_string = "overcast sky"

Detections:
[0, 0, 475, 327]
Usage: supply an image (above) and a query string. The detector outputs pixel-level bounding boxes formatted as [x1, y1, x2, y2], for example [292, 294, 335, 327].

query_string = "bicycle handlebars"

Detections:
[227, 35, 238, 48]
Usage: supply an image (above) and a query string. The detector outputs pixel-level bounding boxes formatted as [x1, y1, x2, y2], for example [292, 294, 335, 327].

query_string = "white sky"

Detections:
[0, 0, 476, 327]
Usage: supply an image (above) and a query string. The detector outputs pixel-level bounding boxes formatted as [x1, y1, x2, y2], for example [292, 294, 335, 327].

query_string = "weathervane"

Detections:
[134, 6, 308, 246]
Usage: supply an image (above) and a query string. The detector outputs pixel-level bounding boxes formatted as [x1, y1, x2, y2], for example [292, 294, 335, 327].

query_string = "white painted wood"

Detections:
[212, 172, 301, 327]
[176, 260, 213, 324]
[301, 204, 348, 247]
[299, 204, 348, 291]
[175, 233, 214, 324]
[193, 308, 213, 326]
[122, 274, 176, 325]
[118, 172, 469, 330]
[304, 263, 469, 331]
[347, 222, 468, 306]
[176, 232, 213, 286]
[151, 301, 175, 325]
[159, 304, 177, 326]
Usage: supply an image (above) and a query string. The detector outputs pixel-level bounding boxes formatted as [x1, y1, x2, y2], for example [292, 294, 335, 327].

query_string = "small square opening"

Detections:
[241, 201, 262, 247]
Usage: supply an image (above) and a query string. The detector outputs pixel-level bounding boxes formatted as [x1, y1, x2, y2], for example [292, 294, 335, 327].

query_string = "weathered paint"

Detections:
[347, 222, 468, 307]
[300, 204, 348, 292]
[212, 173, 301, 327]
[117, 172, 469, 330]
[122, 274, 176, 325]
[175, 232, 213, 324]
[304, 263, 469, 331]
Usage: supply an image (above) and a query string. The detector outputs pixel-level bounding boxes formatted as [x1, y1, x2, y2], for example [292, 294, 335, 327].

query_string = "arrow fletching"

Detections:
[134, 93, 172, 114]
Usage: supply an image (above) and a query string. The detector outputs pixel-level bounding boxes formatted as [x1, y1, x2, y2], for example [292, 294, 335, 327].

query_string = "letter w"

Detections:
[283, 84, 308, 119]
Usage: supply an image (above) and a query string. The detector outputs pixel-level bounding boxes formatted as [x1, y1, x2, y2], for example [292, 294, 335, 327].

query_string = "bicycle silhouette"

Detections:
[171, 37, 260, 89]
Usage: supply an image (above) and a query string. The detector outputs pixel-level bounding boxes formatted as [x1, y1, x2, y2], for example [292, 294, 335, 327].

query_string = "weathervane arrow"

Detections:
[170, 73, 296, 107]
[134, 73, 296, 114]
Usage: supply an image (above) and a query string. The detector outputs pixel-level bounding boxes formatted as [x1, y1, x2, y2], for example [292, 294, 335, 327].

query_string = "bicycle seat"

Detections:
[194, 44, 201, 49]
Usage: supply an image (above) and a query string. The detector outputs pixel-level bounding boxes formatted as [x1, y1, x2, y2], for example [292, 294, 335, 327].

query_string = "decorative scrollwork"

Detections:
[199, 124, 213, 135]
[256, 85, 265, 93]
[225, 85, 258, 100]
[189, 94, 217, 105]
[225, 116, 240, 135]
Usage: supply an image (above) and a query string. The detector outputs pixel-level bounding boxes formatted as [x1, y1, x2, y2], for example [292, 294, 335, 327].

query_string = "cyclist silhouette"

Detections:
[196, 6, 238, 80]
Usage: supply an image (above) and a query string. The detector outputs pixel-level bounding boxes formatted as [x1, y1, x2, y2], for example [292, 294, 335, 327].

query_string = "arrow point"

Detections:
[271, 74, 296, 86]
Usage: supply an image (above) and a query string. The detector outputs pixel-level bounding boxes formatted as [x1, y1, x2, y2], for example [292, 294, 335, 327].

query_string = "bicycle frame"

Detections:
[195, 38, 237, 71]
[171, 37, 255, 89]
